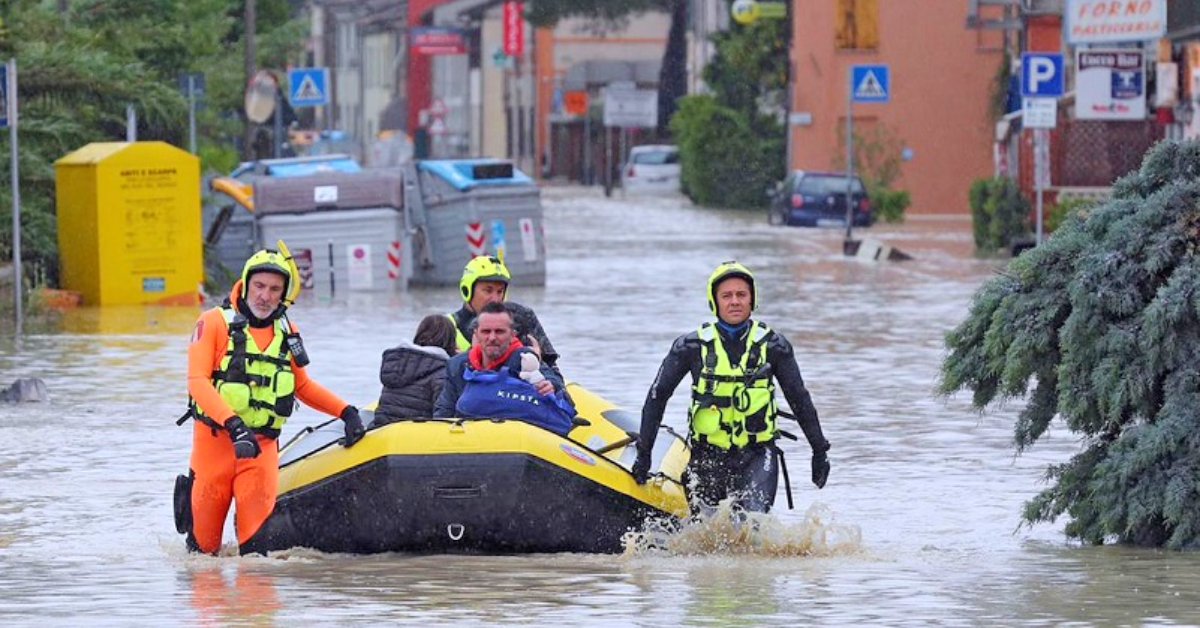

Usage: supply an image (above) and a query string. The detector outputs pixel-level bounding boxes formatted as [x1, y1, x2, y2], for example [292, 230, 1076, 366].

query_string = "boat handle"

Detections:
[447, 523, 465, 541]
[433, 486, 483, 499]
[595, 434, 637, 455]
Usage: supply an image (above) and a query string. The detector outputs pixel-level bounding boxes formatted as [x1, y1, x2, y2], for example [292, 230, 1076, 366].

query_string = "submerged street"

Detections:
[3, 187, 1200, 626]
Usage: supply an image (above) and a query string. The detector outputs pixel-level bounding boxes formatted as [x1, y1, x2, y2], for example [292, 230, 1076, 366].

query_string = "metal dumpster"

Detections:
[403, 159, 545, 287]
[252, 169, 405, 295]
[203, 154, 363, 282]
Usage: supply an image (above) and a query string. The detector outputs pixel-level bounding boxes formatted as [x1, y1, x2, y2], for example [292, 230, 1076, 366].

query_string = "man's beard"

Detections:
[483, 344, 505, 363]
[249, 301, 276, 319]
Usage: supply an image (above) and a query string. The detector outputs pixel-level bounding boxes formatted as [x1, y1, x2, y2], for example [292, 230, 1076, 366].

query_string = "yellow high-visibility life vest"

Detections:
[688, 321, 777, 449]
[193, 307, 296, 430]
[447, 312, 471, 353]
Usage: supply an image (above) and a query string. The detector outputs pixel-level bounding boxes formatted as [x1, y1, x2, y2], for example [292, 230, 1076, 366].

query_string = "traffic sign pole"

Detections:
[845, 64, 855, 243]
[605, 119, 612, 196]
[785, 0, 793, 175]
[6, 58, 20, 335]
[188, 75, 197, 154]
[1019, 53, 1063, 248]
[274, 89, 283, 159]
[584, 114, 592, 185]
[844, 64, 890, 246]
[1034, 129, 1049, 246]
[1036, 130, 1044, 246]
[619, 127, 626, 198]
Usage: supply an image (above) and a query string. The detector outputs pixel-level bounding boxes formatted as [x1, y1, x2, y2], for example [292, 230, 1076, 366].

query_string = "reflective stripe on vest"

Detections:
[193, 307, 296, 430]
[688, 321, 777, 449]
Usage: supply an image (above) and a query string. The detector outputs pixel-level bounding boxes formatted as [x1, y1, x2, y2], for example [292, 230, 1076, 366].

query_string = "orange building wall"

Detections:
[792, 2, 1004, 214]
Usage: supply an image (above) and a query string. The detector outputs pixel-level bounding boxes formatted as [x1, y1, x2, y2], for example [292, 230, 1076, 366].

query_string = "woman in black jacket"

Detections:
[372, 314, 458, 426]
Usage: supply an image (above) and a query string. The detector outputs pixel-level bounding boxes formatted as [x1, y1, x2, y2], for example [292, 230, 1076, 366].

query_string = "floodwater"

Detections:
[3, 186, 1200, 626]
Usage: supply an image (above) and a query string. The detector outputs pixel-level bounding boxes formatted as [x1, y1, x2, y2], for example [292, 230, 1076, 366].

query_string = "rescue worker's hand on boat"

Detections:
[341, 405, 366, 447]
[812, 440, 831, 488]
[632, 447, 651, 485]
[226, 416, 261, 459]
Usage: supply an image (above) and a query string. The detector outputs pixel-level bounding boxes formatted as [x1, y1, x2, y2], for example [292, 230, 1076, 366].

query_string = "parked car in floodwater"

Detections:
[768, 170, 873, 228]
[621, 145, 681, 195]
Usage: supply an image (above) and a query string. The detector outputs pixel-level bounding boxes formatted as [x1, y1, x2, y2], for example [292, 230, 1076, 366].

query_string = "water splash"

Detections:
[622, 501, 863, 557]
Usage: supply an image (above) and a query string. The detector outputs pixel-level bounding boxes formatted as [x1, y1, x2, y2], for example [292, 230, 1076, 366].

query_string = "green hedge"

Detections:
[968, 177, 1030, 252]
[670, 95, 783, 209]
[869, 186, 910, 224]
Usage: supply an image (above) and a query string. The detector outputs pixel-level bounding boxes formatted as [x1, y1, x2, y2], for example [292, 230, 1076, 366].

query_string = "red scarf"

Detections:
[468, 337, 522, 371]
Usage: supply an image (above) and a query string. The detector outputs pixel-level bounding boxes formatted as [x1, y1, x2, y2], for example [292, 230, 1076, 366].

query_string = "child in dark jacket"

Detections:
[372, 314, 458, 426]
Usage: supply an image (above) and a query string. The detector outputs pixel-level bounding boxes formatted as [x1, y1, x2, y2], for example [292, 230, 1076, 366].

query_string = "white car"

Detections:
[621, 145, 681, 195]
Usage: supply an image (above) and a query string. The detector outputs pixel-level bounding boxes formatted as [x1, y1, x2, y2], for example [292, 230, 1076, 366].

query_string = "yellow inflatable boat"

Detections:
[240, 383, 690, 554]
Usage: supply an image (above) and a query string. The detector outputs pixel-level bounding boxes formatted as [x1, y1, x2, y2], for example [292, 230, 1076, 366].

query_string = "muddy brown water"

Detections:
[2, 187, 1199, 626]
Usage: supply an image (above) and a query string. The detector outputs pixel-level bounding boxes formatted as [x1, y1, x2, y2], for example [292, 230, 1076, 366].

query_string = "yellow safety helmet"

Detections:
[459, 255, 511, 302]
[706, 261, 757, 315]
[240, 248, 295, 301]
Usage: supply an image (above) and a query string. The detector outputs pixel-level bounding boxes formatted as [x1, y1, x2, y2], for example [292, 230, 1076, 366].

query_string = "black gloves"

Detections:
[812, 441, 831, 489]
[341, 405, 365, 447]
[226, 416, 261, 459]
[632, 447, 651, 485]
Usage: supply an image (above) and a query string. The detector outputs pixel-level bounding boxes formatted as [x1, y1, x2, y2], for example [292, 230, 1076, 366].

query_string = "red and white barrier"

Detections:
[466, 222, 486, 257]
[386, 240, 402, 280]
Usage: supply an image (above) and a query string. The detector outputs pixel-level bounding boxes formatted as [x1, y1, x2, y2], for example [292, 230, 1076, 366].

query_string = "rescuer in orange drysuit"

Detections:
[176, 247, 365, 554]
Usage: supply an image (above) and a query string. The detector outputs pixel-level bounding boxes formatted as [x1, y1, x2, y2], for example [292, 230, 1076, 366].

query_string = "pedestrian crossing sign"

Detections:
[851, 64, 889, 103]
[288, 67, 329, 107]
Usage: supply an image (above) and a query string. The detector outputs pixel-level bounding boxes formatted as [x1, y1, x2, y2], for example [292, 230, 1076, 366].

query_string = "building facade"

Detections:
[991, 1, 1200, 210]
[791, 0, 1004, 215]
[307, 0, 406, 160]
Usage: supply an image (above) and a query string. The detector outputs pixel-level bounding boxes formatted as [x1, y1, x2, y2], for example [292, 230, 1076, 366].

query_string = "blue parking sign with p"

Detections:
[1021, 53, 1064, 97]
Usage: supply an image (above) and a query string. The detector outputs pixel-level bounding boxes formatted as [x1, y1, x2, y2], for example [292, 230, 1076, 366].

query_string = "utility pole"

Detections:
[785, 0, 793, 170]
[7, 59, 22, 337]
[242, 0, 257, 160]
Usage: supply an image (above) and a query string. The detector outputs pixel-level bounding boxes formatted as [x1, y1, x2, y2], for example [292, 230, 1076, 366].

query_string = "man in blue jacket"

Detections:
[434, 301, 574, 435]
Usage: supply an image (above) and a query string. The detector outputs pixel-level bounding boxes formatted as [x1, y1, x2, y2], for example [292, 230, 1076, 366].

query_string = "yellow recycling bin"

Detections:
[55, 142, 202, 306]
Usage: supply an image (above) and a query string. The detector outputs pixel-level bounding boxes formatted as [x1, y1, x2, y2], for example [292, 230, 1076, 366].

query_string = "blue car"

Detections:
[768, 170, 873, 228]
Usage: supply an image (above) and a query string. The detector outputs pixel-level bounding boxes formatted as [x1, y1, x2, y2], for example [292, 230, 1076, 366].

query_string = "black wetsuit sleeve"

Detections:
[528, 319, 557, 368]
[505, 302, 559, 368]
[433, 355, 466, 418]
[768, 332, 829, 452]
[638, 334, 695, 452]
[541, 362, 565, 392]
